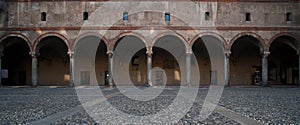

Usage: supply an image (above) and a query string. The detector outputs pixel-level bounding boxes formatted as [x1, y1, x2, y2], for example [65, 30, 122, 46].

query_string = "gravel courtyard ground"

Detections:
[0, 86, 299, 125]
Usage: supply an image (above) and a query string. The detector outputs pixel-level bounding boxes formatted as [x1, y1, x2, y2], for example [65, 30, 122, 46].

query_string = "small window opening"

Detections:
[41, 12, 46, 21]
[123, 12, 128, 21]
[165, 12, 170, 22]
[205, 12, 210, 21]
[83, 12, 89, 20]
[245, 13, 251, 21]
[286, 12, 292, 21]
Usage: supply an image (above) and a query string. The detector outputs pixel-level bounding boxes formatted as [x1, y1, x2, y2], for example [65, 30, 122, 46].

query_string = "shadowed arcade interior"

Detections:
[152, 35, 186, 86]
[269, 36, 299, 85]
[36, 36, 69, 86]
[152, 47, 180, 86]
[113, 35, 147, 86]
[129, 48, 147, 86]
[192, 38, 211, 86]
[1, 36, 31, 86]
[95, 40, 108, 86]
[230, 36, 262, 85]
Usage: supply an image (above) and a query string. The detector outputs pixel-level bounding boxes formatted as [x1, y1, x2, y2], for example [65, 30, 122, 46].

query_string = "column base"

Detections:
[69, 82, 74, 87]
[147, 82, 153, 87]
[261, 84, 270, 87]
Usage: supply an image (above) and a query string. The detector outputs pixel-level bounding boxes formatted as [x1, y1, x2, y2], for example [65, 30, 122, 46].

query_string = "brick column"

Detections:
[30, 52, 39, 87]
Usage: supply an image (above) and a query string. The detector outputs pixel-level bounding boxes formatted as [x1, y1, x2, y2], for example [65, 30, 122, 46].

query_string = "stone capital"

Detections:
[186, 49, 193, 55]
[68, 51, 74, 58]
[106, 50, 113, 56]
[146, 47, 153, 55]
[29, 52, 39, 58]
[225, 50, 231, 58]
[262, 51, 270, 58]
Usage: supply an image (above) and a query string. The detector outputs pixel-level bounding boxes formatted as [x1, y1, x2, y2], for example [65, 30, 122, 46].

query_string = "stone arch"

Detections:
[112, 32, 148, 50]
[33, 32, 70, 53]
[73, 32, 109, 52]
[191, 32, 227, 50]
[151, 32, 189, 52]
[229, 32, 265, 53]
[267, 32, 300, 52]
[0, 33, 32, 52]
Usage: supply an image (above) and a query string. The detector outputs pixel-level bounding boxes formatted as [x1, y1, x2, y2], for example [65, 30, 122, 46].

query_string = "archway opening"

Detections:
[113, 35, 147, 86]
[192, 35, 226, 86]
[269, 36, 298, 85]
[129, 48, 147, 86]
[192, 38, 211, 86]
[230, 36, 262, 85]
[152, 47, 180, 86]
[152, 35, 186, 86]
[1, 36, 31, 86]
[95, 39, 108, 86]
[36, 36, 69, 86]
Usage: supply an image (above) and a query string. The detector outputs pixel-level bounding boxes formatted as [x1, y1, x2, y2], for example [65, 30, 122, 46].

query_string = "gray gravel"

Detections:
[0, 86, 299, 124]
[219, 87, 300, 124]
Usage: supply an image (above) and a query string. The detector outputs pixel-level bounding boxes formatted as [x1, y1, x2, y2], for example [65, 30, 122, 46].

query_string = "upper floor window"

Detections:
[165, 12, 170, 22]
[245, 13, 251, 21]
[83, 12, 89, 20]
[41, 12, 46, 21]
[123, 12, 128, 21]
[205, 12, 210, 21]
[286, 12, 292, 21]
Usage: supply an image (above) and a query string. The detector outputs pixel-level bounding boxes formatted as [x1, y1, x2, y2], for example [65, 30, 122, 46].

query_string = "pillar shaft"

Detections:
[225, 51, 231, 86]
[186, 52, 191, 86]
[298, 57, 300, 85]
[0, 56, 2, 86]
[68, 52, 74, 87]
[0, 51, 3, 86]
[262, 52, 269, 86]
[107, 52, 113, 86]
[147, 52, 153, 86]
[30, 52, 38, 87]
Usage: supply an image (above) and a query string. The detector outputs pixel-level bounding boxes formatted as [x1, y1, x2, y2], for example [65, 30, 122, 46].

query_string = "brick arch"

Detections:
[73, 32, 109, 52]
[150, 31, 189, 52]
[229, 32, 266, 53]
[112, 31, 148, 50]
[33, 32, 70, 53]
[267, 32, 300, 52]
[0, 33, 32, 52]
[190, 32, 228, 51]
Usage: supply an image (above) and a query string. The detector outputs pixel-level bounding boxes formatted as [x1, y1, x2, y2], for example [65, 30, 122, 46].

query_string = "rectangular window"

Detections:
[83, 12, 89, 20]
[123, 12, 128, 21]
[205, 12, 210, 21]
[165, 12, 170, 22]
[41, 12, 46, 21]
[286, 12, 292, 21]
[245, 13, 251, 21]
